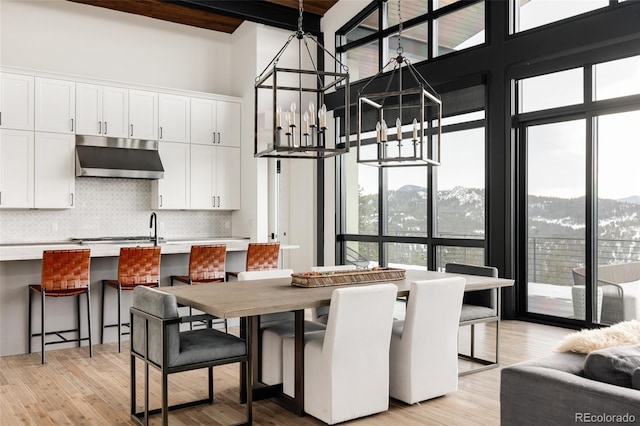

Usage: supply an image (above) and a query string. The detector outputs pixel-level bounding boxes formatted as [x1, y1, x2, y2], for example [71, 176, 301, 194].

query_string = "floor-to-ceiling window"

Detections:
[330, 0, 640, 325]
[515, 54, 640, 326]
[335, 0, 487, 271]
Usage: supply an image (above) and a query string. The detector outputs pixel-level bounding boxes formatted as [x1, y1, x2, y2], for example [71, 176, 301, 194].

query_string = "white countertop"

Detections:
[0, 239, 299, 261]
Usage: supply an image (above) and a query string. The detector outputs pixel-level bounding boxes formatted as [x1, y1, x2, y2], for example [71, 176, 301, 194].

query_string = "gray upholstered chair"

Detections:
[389, 278, 465, 404]
[129, 286, 251, 426]
[445, 263, 500, 375]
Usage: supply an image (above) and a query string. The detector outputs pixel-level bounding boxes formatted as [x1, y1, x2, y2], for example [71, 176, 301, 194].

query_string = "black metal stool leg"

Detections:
[77, 294, 81, 348]
[28, 289, 32, 354]
[41, 290, 46, 364]
[117, 284, 122, 353]
[101, 282, 106, 344]
[87, 286, 93, 357]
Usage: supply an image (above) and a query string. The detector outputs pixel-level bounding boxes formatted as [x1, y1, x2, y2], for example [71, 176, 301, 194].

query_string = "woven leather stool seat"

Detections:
[28, 249, 93, 364]
[171, 244, 226, 285]
[101, 246, 161, 352]
[170, 245, 228, 332]
[227, 242, 280, 280]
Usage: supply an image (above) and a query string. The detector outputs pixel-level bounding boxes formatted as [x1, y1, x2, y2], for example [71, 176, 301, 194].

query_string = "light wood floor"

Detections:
[0, 320, 571, 425]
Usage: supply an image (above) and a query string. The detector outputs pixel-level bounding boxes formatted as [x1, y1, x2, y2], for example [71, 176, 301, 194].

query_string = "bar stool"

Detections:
[170, 244, 228, 332]
[28, 249, 92, 364]
[101, 246, 161, 352]
[226, 242, 280, 281]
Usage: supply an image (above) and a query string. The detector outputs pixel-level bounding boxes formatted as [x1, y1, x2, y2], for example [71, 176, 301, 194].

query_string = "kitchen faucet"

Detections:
[149, 212, 158, 246]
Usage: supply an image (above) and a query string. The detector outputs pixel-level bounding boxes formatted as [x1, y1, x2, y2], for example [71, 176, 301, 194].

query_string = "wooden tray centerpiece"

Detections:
[291, 267, 406, 288]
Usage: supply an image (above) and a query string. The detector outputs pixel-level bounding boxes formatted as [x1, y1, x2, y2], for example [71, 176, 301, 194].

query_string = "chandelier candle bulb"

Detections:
[276, 106, 282, 128]
[309, 102, 316, 126]
[412, 118, 418, 140]
[396, 117, 402, 141]
[382, 119, 388, 142]
[376, 122, 381, 143]
[319, 104, 327, 128]
[303, 111, 310, 134]
[290, 102, 296, 126]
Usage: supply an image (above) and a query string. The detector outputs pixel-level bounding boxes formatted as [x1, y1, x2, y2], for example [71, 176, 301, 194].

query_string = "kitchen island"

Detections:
[0, 239, 298, 356]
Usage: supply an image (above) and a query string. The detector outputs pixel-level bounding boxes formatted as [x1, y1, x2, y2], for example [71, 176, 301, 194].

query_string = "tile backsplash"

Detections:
[0, 177, 233, 243]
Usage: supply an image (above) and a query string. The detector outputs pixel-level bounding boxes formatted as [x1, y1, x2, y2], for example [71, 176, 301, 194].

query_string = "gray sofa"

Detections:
[501, 351, 640, 426]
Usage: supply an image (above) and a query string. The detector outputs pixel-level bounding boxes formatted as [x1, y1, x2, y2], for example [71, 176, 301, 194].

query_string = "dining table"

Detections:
[158, 268, 514, 416]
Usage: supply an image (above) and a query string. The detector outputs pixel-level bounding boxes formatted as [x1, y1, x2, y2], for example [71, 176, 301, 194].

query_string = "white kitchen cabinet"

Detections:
[216, 100, 241, 147]
[190, 145, 240, 210]
[129, 89, 158, 140]
[216, 146, 240, 209]
[35, 77, 75, 134]
[0, 73, 34, 131]
[76, 83, 129, 137]
[159, 94, 190, 143]
[0, 129, 34, 208]
[152, 141, 190, 210]
[34, 132, 75, 208]
[190, 98, 240, 147]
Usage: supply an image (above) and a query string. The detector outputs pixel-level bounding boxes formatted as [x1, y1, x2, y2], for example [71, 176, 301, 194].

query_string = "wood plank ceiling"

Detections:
[68, 0, 340, 34]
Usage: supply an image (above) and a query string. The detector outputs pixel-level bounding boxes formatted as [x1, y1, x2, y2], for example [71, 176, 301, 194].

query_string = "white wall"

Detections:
[0, 0, 233, 95]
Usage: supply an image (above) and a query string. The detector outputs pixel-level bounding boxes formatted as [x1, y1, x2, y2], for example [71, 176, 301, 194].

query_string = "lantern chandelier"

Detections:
[254, 0, 350, 159]
[357, 0, 442, 167]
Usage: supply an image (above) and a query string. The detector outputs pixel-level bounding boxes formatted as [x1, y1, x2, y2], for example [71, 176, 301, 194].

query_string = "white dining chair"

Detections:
[389, 277, 465, 404]
[237, 269, 325, 386]
[282, 283, 398, 425]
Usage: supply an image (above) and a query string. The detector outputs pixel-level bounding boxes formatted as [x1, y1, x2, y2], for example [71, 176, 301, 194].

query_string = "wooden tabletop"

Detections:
[159, 269, 514, 319]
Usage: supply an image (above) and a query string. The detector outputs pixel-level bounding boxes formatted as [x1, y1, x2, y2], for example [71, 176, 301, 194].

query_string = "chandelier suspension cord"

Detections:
[397, 0, 403, 56]
[397, 0, 403, 126]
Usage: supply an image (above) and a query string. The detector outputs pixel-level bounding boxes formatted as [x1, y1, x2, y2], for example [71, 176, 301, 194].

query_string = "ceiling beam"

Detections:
[69, 0, 243, 33]
[170, 0, 322, 34]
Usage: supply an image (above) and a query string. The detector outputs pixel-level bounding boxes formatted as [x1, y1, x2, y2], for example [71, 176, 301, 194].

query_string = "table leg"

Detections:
[240, 315, 260, 404]
[294, 309, 304, 416]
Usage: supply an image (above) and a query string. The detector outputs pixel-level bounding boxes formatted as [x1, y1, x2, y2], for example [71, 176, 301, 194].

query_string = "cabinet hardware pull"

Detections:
[70, 193, 74, 206]
[212, 196, 215, 207]
[130, 124, 134, 137]
[104, 122, 108, 135]
[218, 132, 221, 144]
[217, 196, 221, 207]
[98, 121, 102, 134]
[160, 195, 163, 207]
[212, 132, 215, 144]
[70, 118, 74, 132]
[0, 111, 2, 126]
[0, 191, 2, 205]
[159, 127, 163, 139]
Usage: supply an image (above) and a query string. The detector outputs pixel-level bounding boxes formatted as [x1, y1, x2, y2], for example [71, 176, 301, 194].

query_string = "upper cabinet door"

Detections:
[159, 94, 190, 143]
[216, 101, 241, 147]
[216, 146, 241, 210]
[0, 73, 35, 131]
[190, 97, 216, 145]
[0, 129, 34, 208]
[102, 86, 129, 138]
[75, 83, 102, 136]
[129, 89, 158, 140]
[76, 84, 129, 137]
[35, 77, 75, 134]
[34, 132, 75, 208]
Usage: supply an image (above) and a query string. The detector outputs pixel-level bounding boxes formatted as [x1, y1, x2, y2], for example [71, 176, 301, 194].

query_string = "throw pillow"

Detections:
[633, 368, 640, 390]
[555, 319, 640, 354]
[583, 345, 640, 388]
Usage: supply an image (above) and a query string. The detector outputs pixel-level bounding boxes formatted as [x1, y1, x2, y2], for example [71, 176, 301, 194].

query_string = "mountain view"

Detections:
[355, 185, 640, 280]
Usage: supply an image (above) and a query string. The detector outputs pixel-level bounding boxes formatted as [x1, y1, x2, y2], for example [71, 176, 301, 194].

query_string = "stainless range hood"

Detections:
[75, 135, 164, 179]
